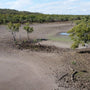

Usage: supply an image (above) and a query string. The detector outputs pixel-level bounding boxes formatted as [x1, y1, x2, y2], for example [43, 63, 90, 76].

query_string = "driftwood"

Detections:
[58, 73, 68, 81]
[71, 71, 78, 82]
[71, 70, 87, 82]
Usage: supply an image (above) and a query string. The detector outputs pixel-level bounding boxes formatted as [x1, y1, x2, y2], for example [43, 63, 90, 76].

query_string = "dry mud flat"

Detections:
[0, 22, 90, 90]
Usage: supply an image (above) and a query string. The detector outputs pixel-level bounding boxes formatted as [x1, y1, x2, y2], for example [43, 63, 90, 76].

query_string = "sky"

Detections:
[0, 0, 90, 15]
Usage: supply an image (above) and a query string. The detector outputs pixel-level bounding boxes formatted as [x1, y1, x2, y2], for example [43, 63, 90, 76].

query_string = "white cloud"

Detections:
[28, 0, 90, 15]
[5, 0, 32, 10]
[28, 0, 77, 14]
[0, 0, 90, 14]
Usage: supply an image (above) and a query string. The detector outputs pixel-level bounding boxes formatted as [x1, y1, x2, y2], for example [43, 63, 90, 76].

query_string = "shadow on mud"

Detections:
[79, 50, 90, 54]
[76, 48, 90, 54]
[16, 40, 70, 53]
[21, 38, 48, 43]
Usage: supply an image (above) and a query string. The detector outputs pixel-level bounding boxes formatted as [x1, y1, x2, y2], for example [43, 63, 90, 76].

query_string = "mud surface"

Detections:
[0, 22, 90, 90]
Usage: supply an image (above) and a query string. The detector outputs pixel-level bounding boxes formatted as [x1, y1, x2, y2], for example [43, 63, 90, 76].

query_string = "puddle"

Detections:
[60, 33, 70, 36]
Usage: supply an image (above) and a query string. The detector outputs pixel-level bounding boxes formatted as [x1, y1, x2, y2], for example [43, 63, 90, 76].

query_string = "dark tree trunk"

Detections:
[12, 32, 16, 42]
[27, 32, 29, 41]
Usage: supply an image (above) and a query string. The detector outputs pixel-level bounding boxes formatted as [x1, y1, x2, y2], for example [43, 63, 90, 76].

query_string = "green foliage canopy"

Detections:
[8, 22, 21, 42]
[24, 23, 33, 33]
[8, 22, 20, 32]
[68, 22, 90, 49]
[24, 23, 34, 40]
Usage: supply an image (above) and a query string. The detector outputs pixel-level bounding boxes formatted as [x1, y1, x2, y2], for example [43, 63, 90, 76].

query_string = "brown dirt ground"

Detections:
[0, 22, 90, 90]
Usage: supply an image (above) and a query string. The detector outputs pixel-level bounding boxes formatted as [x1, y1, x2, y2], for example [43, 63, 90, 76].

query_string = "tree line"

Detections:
[0, 9, 90, 24]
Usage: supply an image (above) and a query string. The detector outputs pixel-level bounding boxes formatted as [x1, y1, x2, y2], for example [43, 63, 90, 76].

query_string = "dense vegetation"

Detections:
[0, 9, 41, 15]
[68, 21, 90, 49]
[0, 9, 90, 24]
